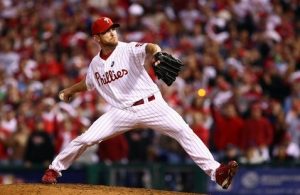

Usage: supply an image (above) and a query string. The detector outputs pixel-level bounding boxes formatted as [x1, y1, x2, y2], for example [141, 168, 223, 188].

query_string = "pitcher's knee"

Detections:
[169, 125, 193, 137]
[176, 127, 194, 140]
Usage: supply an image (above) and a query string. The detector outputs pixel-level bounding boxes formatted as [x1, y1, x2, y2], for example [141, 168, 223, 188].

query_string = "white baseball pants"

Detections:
[49, 92, 220, 180]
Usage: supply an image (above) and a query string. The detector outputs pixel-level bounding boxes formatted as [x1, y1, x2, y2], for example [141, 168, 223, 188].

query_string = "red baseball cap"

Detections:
[92, 17, 120, 35]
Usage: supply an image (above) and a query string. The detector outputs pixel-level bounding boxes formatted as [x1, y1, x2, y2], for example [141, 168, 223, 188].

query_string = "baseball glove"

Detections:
[153, 52, 184, 86]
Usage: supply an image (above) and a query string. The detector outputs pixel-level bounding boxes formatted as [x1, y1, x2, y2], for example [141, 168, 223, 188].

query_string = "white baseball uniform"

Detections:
[49, 41, 220, 181]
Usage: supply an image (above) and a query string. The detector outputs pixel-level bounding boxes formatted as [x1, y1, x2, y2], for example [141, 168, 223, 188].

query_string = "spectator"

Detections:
[211, 102, 244, 151]
[272, 132, 299, 163]
[98, 134, 129, 163]
[286, 100, 300, 150]
[24, 121, 54, 166]
[6, 123, 30, 165]
[0, 39, 20, 76]
[125, 129, 155, 162]
[266, 100, 288, 156]
[240, 103, 274, 163]
[191, 112, 209, 146]
[0, 108, 17, 135]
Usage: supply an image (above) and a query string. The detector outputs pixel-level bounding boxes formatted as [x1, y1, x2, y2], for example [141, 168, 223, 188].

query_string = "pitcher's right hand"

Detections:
[58, 88, 73, 102]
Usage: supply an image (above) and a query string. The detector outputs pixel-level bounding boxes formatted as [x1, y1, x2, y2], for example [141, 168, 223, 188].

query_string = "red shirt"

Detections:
[192, 124, 209, 146]
[98, 134, 128, 162]
[212, 109, 244, 150]
[240, 118, 274, 150]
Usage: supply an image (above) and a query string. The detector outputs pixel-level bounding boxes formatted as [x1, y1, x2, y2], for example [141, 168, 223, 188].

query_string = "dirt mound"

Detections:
[0, 184, 203, 195]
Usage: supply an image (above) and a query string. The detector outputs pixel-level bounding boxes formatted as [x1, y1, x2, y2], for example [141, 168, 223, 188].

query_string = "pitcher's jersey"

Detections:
[85, 41, 160, 109]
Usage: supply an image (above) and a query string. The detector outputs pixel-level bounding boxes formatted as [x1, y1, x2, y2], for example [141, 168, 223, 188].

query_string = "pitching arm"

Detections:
[58, 79, 88, 102]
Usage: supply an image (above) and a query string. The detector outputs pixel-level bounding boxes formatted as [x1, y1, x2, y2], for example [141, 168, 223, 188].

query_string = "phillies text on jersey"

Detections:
[86, 41, 159, 108]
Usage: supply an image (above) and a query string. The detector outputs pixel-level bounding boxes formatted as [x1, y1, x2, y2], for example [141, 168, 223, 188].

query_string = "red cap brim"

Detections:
[92, 23, 120, 35]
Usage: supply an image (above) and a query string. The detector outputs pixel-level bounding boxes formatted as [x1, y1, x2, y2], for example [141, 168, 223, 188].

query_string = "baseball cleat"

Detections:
[215, 160, 238, 189]
[42, 169, 59, 184]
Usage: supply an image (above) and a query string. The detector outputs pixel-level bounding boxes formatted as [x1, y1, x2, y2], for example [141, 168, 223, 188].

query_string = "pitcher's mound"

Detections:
[0, 184, 202, 195]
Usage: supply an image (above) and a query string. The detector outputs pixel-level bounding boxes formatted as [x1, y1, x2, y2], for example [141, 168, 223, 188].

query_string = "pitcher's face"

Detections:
[94, 27, 118, 47]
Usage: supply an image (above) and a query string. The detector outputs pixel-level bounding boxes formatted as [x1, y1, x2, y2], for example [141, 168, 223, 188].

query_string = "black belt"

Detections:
[132, 95, 155, 106]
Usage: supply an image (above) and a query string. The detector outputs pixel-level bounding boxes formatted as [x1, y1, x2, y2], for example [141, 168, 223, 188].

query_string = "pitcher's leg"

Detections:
[139, 98, 220, 180]
[49, 108, 136, 175]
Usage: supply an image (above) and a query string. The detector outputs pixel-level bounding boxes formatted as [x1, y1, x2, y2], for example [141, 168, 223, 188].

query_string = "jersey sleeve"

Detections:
[85, 65, 95, 90]
[129, 42, 148, 66]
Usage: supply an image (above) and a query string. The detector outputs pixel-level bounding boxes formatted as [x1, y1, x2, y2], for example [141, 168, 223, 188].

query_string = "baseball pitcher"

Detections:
[42, 17, 238, 189]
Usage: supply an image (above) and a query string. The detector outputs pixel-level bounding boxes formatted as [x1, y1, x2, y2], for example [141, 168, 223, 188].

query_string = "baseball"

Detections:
[59, 92, 64, 101]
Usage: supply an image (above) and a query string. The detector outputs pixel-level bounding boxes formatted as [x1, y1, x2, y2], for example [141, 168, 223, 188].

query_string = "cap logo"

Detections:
[103, 18, 110, 23]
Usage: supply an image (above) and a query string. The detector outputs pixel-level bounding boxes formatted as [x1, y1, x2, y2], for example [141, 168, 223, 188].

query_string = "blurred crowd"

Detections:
[1, 0, 300, 169]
